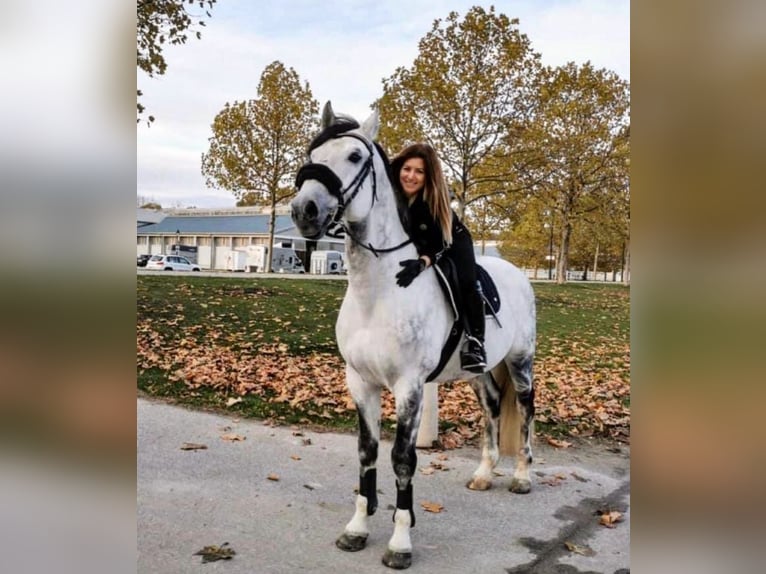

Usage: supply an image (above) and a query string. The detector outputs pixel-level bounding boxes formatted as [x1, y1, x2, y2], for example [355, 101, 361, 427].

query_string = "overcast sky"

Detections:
[137, 0, 629, 209]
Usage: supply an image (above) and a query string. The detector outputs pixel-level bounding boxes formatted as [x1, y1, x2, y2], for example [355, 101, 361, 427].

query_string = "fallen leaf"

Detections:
[420, 467, 436, 475]
[564, 541, 595, 556]
[226, 397, 243, 407]
[221, 433, 246, 442]
[547, 437, 573, 448]
[180, 442, 207, 451]
[598, 510, 624, 528]
[302, 438, 312, 446]
[540, 474, 567, 486]
[194, 542, 235, 563]
[290, 455, 302, 461]
[267, 473, 280, 481]
[421, 501, 444, 513]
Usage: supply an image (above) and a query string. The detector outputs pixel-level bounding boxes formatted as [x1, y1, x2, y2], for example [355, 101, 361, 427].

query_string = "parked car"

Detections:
[145, 254, 201, 272]
[137, 254, 152, 267]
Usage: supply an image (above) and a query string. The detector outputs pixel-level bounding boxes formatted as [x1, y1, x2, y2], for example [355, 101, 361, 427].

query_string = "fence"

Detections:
[522, 268, 626, 282]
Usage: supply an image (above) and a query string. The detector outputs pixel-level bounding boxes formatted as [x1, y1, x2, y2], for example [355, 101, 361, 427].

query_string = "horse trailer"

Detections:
[310, 250, 345, 274]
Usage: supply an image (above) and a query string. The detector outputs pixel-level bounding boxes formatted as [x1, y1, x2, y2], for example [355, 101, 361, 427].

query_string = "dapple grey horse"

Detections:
[291, 102, 536, 569]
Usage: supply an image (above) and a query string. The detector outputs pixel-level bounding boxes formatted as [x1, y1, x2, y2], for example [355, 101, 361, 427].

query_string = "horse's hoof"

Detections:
[336, 532, 368, 552]
[382, 548, 412, 569]
[509, 478, 531, 494]
[466, 476, 492, 491]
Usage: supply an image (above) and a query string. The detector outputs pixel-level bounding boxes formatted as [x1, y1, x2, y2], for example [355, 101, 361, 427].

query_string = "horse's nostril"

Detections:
[305, 200, 318, 219]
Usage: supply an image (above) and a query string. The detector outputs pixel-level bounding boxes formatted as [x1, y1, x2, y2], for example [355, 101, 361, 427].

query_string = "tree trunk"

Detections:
[622, 239, 630, 285]
[555, 221, 571, 285]
[266, 199, 277, 273]
[592, 242, 600, 281]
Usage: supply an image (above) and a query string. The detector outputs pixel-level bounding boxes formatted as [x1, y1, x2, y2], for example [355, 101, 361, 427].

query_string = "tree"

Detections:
[376, 6, 541, 220]
[140, 202, 163, 211]
[137, 0, 218, 124]
[201, 61, 318, 271]
[513, 62, 630, 284]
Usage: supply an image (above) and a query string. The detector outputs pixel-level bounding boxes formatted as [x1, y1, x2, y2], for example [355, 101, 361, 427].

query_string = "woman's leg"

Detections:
[451, 227, 486, 372]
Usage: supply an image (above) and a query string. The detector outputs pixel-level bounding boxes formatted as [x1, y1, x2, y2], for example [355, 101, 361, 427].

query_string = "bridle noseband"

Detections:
[294, 128, 411, 257]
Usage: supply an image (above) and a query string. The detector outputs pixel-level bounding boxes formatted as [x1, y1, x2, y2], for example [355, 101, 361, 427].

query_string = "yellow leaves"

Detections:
[546, 437, 573, 448]
[266, 474, 280, 481]
[564, 541, 595, 556]
[193, 542, 235, 563]
[220, 433, 246, 442]
[420, 501, 444, 513]
[137, 278, 630, 446]
[598, 509, 624, 528]
[540, 473, 567, 486]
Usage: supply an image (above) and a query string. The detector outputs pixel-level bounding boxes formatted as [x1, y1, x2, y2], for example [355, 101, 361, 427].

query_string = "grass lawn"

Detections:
[137, 275, 630, 444]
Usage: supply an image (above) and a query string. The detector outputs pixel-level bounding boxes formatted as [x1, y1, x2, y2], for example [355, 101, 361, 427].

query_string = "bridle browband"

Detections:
[294, 125, 412, 257]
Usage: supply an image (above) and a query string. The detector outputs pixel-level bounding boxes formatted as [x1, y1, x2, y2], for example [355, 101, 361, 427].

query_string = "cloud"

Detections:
[137, 0, 629, 208]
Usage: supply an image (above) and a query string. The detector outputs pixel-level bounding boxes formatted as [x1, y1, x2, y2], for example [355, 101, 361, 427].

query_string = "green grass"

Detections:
[138, 275, 630, 437]
[137, 275, 346, 355]
[533, 282, 630, 365]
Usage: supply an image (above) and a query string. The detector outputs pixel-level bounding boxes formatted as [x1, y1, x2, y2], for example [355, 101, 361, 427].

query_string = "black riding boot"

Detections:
[460, 287, 486, 373]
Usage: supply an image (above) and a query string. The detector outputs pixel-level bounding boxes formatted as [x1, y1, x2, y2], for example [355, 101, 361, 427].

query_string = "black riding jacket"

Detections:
[406, 191, 468, 265]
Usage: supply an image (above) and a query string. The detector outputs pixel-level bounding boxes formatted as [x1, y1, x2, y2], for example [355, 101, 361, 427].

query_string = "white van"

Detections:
[234, 245, 305, 273]
[310, 250, 345, 274]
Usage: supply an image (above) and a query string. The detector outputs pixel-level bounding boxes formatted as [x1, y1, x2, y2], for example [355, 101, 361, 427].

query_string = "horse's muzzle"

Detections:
[290, 188, 335, 239]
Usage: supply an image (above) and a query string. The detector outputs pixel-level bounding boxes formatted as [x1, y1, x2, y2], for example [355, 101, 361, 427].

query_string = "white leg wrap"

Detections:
[388, 508, 413, 552]
[344, 494, 370, 536]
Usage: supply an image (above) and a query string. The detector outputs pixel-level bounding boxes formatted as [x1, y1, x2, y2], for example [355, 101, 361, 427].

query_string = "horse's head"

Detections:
[291, 101, 381, 240]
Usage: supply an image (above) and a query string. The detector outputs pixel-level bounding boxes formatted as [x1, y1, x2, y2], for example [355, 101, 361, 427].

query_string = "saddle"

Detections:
[425, 258, 502, 382]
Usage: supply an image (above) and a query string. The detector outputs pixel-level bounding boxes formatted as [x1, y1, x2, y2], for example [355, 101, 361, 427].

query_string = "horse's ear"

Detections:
[321, 101, 336, 129]
[361, 108, 380, 140]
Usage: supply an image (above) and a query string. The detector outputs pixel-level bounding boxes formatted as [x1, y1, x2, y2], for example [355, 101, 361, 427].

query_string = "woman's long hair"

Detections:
[391, 143, 453, 245]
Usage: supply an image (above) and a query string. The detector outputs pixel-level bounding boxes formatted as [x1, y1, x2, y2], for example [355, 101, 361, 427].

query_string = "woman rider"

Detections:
[390, 142, 486, 373]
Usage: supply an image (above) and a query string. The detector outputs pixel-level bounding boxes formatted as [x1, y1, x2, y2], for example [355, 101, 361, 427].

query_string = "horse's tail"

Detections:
[492, 359, 522, 456]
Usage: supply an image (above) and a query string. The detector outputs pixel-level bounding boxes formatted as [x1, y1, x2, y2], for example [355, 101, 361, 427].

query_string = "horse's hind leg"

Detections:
[336, 367, 380, 552]
[508, 354, 535, 494]
[466, 373, 502, 491]
[382, 380, 424, 570]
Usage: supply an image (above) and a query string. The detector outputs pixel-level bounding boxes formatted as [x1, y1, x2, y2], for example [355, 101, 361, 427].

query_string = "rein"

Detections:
[295, 130, 412, 257]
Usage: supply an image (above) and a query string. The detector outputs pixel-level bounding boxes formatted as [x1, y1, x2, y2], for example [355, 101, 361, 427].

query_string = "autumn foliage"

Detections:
[137, 276, 629, 447]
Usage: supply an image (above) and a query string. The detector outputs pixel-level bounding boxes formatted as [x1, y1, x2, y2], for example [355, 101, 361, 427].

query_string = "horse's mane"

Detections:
[307, 116, 359, 153]
[308, 116, 410, 231]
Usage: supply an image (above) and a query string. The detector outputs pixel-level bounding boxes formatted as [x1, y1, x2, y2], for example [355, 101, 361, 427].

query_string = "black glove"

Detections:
[395, 258, 426, 287]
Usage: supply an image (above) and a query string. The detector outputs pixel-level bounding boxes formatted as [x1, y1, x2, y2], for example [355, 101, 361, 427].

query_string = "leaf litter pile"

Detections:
[138, 277, 629, 446]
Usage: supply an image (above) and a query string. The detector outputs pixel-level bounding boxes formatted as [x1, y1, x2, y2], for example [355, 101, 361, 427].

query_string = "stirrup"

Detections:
[461, 336, 486, 372]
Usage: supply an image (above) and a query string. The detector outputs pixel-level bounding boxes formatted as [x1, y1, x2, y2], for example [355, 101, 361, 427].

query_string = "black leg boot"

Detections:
[460, 288, 486, 373]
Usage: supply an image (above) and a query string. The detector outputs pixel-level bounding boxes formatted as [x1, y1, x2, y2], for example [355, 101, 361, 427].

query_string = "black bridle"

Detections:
[294, 129, 412, 257]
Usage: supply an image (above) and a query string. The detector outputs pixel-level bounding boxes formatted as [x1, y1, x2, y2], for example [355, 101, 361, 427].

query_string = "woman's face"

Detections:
[400, 157, 426, 199]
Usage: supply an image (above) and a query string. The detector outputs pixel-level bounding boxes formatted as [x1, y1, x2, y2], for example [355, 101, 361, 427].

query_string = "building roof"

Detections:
[137, 214, 296, 235]
[137, 208, 166, 227]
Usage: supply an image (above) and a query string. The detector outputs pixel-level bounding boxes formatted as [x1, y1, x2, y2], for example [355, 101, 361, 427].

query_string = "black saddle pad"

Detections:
[433, 259, 500, 317]
[476, 264, 501, 315]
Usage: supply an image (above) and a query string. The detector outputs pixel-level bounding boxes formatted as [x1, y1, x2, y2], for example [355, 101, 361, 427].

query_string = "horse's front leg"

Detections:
[336, 366, 381, 552]
[382, 380, 424, 570]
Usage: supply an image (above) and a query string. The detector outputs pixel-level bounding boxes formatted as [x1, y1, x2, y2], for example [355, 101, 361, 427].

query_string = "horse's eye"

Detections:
[348, 151, 362, 163]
